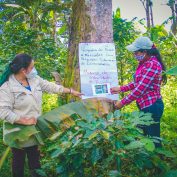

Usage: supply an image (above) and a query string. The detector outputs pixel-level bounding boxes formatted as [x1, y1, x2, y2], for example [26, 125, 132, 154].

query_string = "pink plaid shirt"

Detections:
[120, 56, 162, 110]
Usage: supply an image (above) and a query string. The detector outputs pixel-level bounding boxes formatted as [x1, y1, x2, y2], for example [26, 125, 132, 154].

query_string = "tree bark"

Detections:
[64, 0, 113, 102]
[146, 0, 151, 28]
[52, 0, 57, 43]
[140, 0, 151, 28]
[149, 1, 154, 27]
[170, 0, 177, 34]
[175, 1, 177, 22]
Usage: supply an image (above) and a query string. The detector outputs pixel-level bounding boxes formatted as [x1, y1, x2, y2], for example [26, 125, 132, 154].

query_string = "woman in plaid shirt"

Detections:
[111, 36, 167, 147]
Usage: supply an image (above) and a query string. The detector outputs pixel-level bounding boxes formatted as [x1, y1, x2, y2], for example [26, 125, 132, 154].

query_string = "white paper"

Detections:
[79, 43, 119, 100]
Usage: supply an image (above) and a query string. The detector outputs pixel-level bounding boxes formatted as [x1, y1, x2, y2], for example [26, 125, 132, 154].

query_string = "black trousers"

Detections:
[11, 145, 41, 177]
[138, 99, 164, 147]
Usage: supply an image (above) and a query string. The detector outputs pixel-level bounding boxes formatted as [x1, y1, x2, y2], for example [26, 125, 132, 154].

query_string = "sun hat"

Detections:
[126, 36, 153, 52]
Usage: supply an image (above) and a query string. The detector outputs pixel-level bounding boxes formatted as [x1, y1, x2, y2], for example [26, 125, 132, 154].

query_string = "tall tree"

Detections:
[140, 0, 154, 28]
[167, 0, 177, 34]
[149, 0, 154, 27]
[64, 0, 113, 102]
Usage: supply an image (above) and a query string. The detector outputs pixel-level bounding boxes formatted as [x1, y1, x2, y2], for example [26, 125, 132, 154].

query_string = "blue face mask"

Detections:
[134, 54, 145, 61]
[26, 67, 38, 79]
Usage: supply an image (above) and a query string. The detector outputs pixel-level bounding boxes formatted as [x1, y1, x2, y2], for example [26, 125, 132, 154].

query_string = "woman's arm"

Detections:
[38, 76, 83, 97]
[110, 82, 135, 94]
[120, 82, 136, 92]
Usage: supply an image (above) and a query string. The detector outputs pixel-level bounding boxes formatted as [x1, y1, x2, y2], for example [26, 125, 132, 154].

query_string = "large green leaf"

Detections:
[3, 98, 114, 148]
[140, 138, 155, 152]
[3, 123, 40, 148]
[124, 140, 144, 150]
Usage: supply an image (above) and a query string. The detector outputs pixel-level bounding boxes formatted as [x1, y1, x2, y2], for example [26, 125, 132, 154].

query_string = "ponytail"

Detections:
[146, 48, 167, 85]
[0, 63, 12, 86]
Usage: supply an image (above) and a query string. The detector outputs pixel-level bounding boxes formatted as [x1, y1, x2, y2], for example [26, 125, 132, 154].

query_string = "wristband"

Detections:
[70, 88, 73, 94]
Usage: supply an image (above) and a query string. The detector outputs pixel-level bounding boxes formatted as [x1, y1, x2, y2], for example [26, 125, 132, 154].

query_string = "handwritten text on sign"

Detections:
[79, 43, 118, 100]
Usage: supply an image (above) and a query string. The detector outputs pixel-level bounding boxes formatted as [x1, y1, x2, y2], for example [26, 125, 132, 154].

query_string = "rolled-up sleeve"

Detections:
[0, 84, 21, 124]
[37, 76, 64, 94]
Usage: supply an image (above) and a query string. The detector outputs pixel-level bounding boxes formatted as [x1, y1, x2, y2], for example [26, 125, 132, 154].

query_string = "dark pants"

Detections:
[11, 145, 41, 177]
[138, 99, 164, 147]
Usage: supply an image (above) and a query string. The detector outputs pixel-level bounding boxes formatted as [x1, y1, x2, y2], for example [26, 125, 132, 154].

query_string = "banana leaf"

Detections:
[166, 65, 177, 76]
[3, 98, 114, 148]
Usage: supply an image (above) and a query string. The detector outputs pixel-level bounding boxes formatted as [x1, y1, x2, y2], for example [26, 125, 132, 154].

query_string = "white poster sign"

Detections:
[79, 43, 119, 100]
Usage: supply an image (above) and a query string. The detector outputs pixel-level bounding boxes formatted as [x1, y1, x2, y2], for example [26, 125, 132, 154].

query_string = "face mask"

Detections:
[26, 67, 38, 79]
[134, 54, 145, 61]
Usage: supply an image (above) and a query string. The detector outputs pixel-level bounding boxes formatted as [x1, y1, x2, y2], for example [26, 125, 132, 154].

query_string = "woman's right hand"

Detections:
[110, 87, 121, 94]
[15, 117, 37, 125]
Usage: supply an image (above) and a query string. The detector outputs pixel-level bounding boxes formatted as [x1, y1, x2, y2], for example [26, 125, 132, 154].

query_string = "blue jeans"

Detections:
[138, 99, 164, 147]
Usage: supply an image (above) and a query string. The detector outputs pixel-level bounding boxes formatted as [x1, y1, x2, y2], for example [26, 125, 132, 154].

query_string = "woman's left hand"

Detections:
[114, 101, 123, 109]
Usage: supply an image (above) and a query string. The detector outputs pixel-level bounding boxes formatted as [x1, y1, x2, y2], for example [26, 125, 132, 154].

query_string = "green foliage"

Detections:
[2, 98, 114, 148]
[42, 93, 58, 113]
[0, 19, 67, 79]
[0, 0, 69, 80]
[38, 109, 176, 177]
[161, 79, 177, 168]
[113, 10, 140, 96]
[0, 4, 176, 177]
[2, 98, 176, 176]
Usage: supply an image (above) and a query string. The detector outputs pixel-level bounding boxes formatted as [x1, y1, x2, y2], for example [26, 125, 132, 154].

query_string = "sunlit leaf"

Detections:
[88, 131, 98, 140]
[124, 141, 144, 150]
[51, 148, 65, 158]
[166, 66, 177, 76]
[0, 147, 10, 170]
[100, 130, 110, 140]
[140, 138, 155, 152]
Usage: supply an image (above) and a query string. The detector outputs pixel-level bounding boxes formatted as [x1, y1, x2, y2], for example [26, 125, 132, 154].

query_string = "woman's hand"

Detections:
[15, 117, 37, 125]
[110, 87, 121, 94]
[63, 87, 84, 97]
[71, 89, 84, 97]
[114, 101, 123, 109]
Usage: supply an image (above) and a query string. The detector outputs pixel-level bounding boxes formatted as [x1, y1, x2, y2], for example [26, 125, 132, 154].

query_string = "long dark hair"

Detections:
[0, 54, 33, 86]
[139, 48, 167, 85]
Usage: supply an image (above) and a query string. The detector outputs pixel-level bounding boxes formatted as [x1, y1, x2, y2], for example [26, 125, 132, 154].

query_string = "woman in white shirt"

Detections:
[0, 53, 82, 177]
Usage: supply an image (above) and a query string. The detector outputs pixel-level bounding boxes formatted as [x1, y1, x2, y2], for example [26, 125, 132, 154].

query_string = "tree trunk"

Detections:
[170, 0, 177, 34]
[52, 11, 57, 42]
[149, 1, 154, 27]
[140, 0, 151, 28]
[146, 0, 151, 28]
[64, 0, 113, 102]
[175, 1, 177, 23]
[52, 0, 57, 42]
